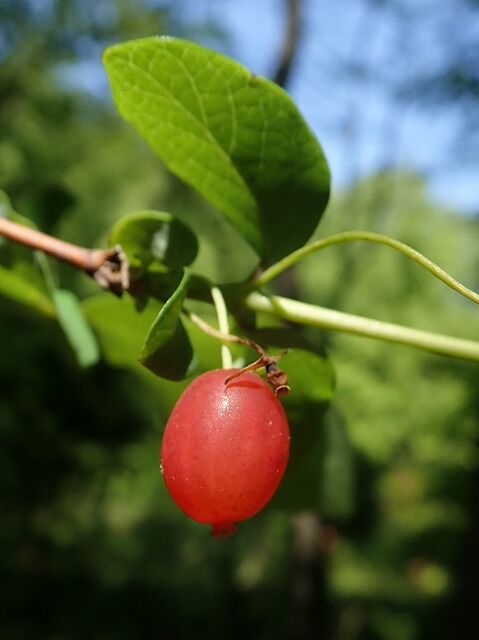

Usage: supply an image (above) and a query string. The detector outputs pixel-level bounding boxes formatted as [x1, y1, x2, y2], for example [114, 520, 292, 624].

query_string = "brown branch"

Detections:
[273, 0, 302, 88]
[0, 217, 129, 296]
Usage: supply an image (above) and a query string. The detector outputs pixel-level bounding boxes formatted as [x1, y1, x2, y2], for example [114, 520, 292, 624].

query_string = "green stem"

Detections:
[211, 286, 233, 368]
[254, 231, 479, 305]
[245, 292, 479, 362]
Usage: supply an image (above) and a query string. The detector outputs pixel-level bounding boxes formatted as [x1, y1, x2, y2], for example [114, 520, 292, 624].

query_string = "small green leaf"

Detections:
[108, 210, 198, 272]
[103, 37, 330, 263]
[83, 294, 163, 370]
[52, 289, 100, 367]
[34, 251, 100, 368]
[0, 196, 98, 366]
[0, 265, 55, 316]
[138, 268, 194, 380]
[0, 193, 54, 314]
[0, 190, 14, 218]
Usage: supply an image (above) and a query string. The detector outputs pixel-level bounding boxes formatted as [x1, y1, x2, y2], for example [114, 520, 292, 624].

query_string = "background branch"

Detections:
[273, 0, 302, 88]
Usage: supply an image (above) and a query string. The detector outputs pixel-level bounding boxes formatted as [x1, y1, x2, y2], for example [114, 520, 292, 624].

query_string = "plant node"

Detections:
[88, 245, 130, 296]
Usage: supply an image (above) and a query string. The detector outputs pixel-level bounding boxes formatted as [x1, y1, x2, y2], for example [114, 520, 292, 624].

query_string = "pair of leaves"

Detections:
[108, 210, 199, 379]
[103, 36, 330, 265]
[102, 37, 331, 378]
[101, 37, 332, 378]
[109, 209, 199, 305]
[1, 190, 195, 377]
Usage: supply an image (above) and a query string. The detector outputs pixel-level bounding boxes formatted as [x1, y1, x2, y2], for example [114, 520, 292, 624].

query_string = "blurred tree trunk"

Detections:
[290, 512, 330, 639]
[273, 0, 301, 89]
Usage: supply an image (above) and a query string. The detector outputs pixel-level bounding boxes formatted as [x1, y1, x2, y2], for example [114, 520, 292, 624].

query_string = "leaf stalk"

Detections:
[245, 291, 479, 362]
[254, 230, 479, 306]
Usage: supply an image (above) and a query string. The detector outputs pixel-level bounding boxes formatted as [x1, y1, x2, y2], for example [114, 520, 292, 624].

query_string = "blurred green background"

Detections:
[1, 1, 478, 639]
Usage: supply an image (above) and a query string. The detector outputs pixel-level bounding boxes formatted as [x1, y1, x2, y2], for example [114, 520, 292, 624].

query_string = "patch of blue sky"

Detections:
[48, 0, 478, 213]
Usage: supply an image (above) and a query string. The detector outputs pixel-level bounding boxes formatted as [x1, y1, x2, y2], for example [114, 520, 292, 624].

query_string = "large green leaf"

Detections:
[138, 268, 194, 380]
[103, 37, 330, 263]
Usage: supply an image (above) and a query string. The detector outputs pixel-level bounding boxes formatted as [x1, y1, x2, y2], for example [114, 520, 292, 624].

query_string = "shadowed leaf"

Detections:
[139, 268, 195, 380]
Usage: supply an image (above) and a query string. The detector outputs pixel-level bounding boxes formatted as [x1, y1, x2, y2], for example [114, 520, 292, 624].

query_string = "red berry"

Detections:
[161, 368, 290, 536]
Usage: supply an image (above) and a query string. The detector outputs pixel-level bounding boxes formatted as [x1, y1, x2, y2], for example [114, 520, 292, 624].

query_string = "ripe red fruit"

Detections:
[161, 368, 290, 537]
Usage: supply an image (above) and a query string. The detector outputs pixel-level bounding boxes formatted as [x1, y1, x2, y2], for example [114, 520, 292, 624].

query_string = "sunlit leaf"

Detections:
[104, 37, 330, 263]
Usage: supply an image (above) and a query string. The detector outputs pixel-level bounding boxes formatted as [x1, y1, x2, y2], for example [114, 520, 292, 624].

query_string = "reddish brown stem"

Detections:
[0, 217, 129, 295]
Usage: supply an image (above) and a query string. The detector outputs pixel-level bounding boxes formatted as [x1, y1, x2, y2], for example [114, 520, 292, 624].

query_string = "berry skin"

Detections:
[161, 368, 290, 537]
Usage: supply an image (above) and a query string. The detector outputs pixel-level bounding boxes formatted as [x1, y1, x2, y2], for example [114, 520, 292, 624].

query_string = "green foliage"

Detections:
[50, 289, 100, 368]
[0, 264, 54, 316]
[103, 37, 330, 263]
[138, 268, 194, 380]
[0, 191, 54, 315]
[241, 329, 338, 513]
[0, 191, 99, 365]
[83, 293, 163, 372]
[109, 209, 200, 305]
[0, 11, 478, 640]
[297, 172, 479, 637]
[108, 210, 198, 273]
